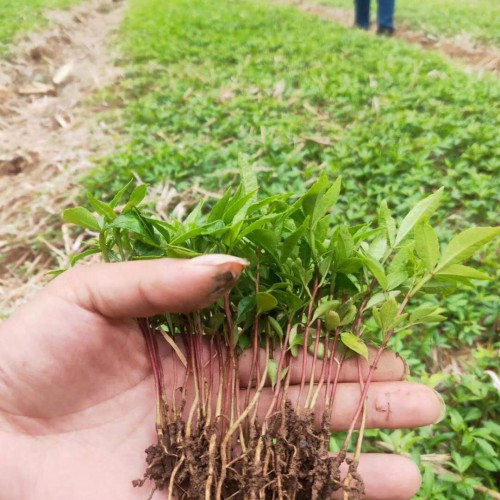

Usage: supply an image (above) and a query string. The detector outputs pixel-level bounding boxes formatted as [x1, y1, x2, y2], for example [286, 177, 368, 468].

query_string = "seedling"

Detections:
[63, 169, 498, 499]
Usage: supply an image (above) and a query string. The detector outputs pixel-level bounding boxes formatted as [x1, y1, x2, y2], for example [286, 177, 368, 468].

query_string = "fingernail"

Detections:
[191, 254, 250, 267]
[433, 389, 446, 424]
[190, 255, 249, 298]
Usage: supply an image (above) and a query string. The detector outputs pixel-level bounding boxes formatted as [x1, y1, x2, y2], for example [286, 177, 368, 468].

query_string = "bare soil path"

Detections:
[0, 0, 127, 315]
[275, 0, 500, 75]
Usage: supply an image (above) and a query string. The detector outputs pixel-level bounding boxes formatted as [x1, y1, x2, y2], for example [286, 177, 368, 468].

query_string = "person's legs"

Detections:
[354, 0, 371, 30]
[377, 0, 395, 33]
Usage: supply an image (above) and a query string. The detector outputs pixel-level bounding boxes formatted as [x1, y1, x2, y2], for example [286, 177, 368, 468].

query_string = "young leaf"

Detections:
[311, 177, 341, 227]
[378, 200, 396, 246]
[310, 299, 340, 323]
[379, 297, 399, 331]
[414, 221, 440, 272]
[268, 316, 284, 340]
[123, 184, 148, 213]
[106, 212, 158, 246]
[239, 153, 258, 200]
[281, 216, 309, 261]
[62, 207, 101, 232]
[208, 187, 232, 223]
[436, 264, 491, 281]
[268, 359, 279, 389]
[340, 332, 368, 360]
[325, 310, 341, 330]
[368, 236, 387, 262]
[339, 304, 357, 325]
[86, 192, 116, 221]
[436, 227, 500, 271]
[395, 188, 443, 245]
[256, 292, 278, 313]
[366, 291, 400, 309]
[110, 178, 134, 208]
[410, 305, 446, 324]
[361, 254, 388, 289]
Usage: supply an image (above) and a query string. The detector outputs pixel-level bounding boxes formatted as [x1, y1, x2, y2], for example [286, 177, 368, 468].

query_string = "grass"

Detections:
[82, 0, 499, 497]
[0, 0, 83, 54]
[317, 0, 500, 45]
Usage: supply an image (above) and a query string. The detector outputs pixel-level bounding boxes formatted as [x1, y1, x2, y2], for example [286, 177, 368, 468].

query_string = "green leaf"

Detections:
[310, 299, 340, 323]
[340, 332, 368, 360]
[246, 229, 279, 255]
[436, 264, 491, 281]
[414, 221, 439, 272]
[86, 192, 116, 220]
[311, 177, 341, 227]
[366, 291, 400, 309]
[62, 207, 101, 231]
[474, 437, 496, 457]
[165, 246, 201, 258]
[107, 212, 158, 246]
[379, 297, 399, 331]
[339, 304, 357, 326]
[361, 254, 388, 289]
[110, 179, 134, 208]
[123, 184, 148, 213]
[386, 271, 408, 290]
[337, 257, 363, 274]
[475, 457, 498, 472]
[325, 310, 341, 330]
[236, 294, 256, 323]
[268, 359, 279, 389]
[70, 247, 101, 265]
[368, 236, 387, 262]
[301, 172, 330, 217]
[409, 305, 446, 324]
[281, 217, 309, 261]
[268, 316, 284, 340]
[378, 200, 396, 246]
[395, 188, 443, 245]
[436, 227, 500, 271]
[208, 187, 232, 222]
[239, 153, 258, 200]
[256, 292, 278, 313]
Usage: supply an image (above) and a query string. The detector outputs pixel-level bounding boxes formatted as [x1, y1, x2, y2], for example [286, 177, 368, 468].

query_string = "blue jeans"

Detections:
[354, 0, 395, 30]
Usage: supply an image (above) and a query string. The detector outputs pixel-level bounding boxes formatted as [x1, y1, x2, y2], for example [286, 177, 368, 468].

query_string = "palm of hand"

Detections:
[0, 290, 163, 499]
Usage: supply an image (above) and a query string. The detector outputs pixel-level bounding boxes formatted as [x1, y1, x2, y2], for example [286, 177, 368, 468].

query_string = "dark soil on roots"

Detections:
[133, 400, 365, 499]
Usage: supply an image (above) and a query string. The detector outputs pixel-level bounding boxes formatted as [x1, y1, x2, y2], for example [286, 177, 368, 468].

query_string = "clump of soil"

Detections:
[134, 400, 364, 499]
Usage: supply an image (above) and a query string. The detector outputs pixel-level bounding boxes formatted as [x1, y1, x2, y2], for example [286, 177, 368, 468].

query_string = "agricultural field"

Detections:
[1, 0, 499, 498]
[317, 0, 500, 45]
[0, 0, 84, 54]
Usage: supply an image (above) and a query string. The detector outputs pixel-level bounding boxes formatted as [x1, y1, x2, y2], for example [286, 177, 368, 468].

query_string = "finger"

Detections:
[333, 453, 421, 500]
[253, 381, 444, 430]
[238, 346, 407, 386]
[46, 254, 249, 318]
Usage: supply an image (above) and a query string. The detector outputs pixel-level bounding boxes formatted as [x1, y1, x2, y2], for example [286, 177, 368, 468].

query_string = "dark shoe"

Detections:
[377, 26, 394, 36]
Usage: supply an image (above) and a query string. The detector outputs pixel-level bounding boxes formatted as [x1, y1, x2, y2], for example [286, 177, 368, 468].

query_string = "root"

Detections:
[133, 398, 350, 499]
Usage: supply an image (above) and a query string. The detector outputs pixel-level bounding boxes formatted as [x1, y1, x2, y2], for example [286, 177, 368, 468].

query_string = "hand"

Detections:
[0, 255, 444, 500]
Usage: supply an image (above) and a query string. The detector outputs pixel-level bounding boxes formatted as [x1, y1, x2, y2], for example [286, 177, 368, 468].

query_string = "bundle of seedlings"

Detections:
[62, 169, 499, 499]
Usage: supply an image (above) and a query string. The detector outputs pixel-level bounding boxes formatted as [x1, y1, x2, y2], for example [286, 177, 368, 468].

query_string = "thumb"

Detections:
[46, 254, 249, 318]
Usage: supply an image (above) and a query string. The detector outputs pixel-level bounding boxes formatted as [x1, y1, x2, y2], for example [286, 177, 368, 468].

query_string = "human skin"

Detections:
[0, 254, 444, 499]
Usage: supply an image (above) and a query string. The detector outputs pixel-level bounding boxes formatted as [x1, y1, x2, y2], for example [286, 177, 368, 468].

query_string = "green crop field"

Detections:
[0, 0, 83, 54]
[83, 0, 500, 497]
[318, 0, 500, 45]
